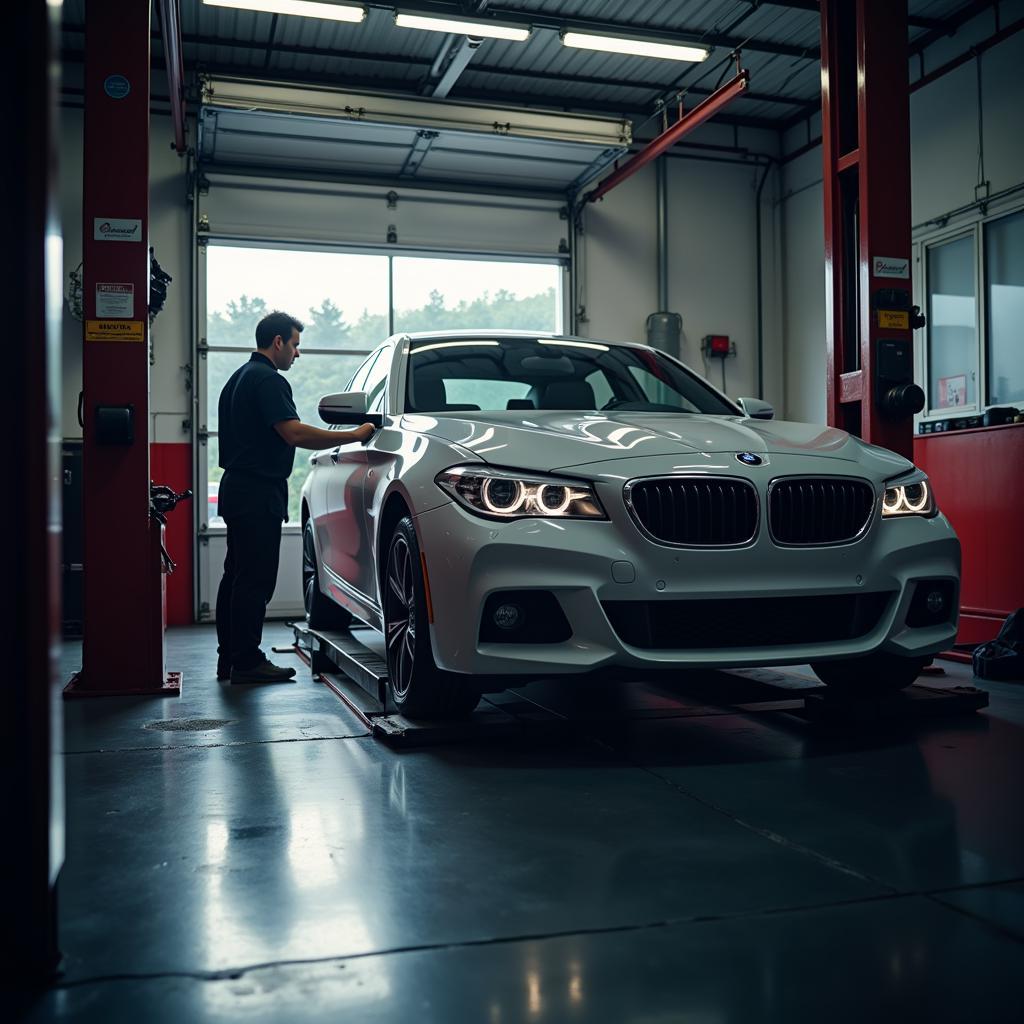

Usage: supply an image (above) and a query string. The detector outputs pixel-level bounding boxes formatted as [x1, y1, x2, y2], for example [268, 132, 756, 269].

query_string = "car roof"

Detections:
[389, 329, 643, 349]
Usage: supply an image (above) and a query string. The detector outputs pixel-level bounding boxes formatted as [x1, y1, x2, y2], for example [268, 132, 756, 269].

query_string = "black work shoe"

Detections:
[216, 659, 231, 681]
[229, 661, 297, 684]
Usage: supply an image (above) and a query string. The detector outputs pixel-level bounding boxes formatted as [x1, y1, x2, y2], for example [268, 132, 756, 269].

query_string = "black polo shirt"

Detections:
[217, 352, 299, 521]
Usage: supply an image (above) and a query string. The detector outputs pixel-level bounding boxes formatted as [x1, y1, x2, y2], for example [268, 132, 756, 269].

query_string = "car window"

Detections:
[364, 346, 392, 414]
[444, 379, 531, 409]
[627, 365, 705, 413]
[585, 369, 615, 409]
[347, 348, 381, 393]
[405, 337, 736, 415]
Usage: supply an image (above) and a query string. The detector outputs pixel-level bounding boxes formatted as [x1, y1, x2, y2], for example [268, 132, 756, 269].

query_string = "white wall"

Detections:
[779, 6, 1024, 423]
[779, 143, 826, 425]
[581, 120, 783, 408]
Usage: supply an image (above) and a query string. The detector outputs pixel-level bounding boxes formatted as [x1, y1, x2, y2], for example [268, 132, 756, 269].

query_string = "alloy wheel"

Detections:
[385, 534, 417, 699]
[302, 523, 317, 616]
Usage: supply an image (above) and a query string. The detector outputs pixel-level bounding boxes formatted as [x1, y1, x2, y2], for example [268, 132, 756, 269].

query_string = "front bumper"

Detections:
[413, 461, 960, 677]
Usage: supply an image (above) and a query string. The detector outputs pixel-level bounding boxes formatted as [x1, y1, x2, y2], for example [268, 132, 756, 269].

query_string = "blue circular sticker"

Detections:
[104, 74, 131, 100]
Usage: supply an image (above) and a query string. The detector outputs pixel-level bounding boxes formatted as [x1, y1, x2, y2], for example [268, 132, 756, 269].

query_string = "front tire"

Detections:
[811, 652, 928, 694]
[303, 519, 353, 631]
[384, 517, 479, 718]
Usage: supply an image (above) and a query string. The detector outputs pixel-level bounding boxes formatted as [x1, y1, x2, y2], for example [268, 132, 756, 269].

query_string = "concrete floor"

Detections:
[18, 623, 1024, 1022]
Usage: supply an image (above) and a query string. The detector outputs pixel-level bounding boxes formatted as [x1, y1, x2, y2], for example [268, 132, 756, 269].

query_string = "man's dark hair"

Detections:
[255, 311, 303, 348]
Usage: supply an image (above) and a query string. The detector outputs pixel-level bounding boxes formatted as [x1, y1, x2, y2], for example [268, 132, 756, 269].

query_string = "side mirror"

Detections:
[318, 392, 382, 427]
[737, 397, 775, 420]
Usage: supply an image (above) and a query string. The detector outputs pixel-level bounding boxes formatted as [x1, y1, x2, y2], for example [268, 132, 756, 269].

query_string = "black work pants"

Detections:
[216, 513, 283, 670]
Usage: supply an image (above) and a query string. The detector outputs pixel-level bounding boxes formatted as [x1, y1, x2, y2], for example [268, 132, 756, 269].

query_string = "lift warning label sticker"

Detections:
[96, 283, 134, 318]
[877, 309, 910, 330]
[85, 320, 144, 342]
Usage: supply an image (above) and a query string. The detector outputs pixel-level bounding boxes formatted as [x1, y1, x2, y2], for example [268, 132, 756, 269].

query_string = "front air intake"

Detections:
[625, 477, 758, 547]
[768, 477, 875, 546]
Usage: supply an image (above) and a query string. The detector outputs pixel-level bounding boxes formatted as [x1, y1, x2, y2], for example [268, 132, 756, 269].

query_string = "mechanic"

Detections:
[215, 310, 374, 684]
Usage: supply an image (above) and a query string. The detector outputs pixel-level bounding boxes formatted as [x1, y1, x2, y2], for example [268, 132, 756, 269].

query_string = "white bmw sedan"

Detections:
[301, 331, 960, 718]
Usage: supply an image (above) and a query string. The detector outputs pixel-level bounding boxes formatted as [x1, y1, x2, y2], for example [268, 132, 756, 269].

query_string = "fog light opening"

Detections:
[493, 603, 524, 630]
[906, 579, 956, 628]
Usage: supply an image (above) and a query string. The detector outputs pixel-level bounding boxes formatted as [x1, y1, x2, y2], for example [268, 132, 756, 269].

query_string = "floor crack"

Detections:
[49, 890, 908, 991]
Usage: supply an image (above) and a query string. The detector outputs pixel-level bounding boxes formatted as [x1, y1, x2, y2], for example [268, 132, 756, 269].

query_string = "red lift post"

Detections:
[66, 0, 179, 697]
[821, 0, 923, 460]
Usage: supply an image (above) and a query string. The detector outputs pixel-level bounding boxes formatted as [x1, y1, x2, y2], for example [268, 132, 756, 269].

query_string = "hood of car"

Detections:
[401, 410, 914, 476]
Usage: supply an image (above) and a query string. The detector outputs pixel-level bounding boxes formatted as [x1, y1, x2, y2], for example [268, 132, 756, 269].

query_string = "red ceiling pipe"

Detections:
[584, 70, 750, 204]
[157, 0, 186, 153]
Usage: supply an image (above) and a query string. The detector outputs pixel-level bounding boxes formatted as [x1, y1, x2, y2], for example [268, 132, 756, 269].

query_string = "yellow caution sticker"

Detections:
[85, 319, 144, 342]
[877, 309, 910, 330]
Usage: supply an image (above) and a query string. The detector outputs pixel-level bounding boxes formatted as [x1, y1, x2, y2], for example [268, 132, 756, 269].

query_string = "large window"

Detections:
[985, 209, 1024, 406]
[393, 256, 561, 333]
[203, 245, 565, 527]
[926, 234, 977, 411]
[921, 204, 1024, 418]
[204, 245, 389, 525]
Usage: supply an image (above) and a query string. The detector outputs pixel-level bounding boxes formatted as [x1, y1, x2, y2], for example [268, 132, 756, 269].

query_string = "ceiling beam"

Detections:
[909, 0, 999, 54]
[754, 1, 950, 31]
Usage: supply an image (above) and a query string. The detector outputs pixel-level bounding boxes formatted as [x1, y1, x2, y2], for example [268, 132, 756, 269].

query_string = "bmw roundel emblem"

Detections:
[736, 452, 763, 466]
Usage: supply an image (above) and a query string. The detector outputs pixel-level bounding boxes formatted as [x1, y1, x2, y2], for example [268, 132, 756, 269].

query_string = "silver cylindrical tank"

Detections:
[646, 311, 682, 357]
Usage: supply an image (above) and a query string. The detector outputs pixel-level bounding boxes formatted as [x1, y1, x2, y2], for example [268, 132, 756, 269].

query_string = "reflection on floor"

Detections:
[19, 622, 1024, 1022]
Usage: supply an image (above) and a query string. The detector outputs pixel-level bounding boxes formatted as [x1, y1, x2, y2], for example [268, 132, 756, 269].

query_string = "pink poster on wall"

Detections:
[937, 374, 968, 408]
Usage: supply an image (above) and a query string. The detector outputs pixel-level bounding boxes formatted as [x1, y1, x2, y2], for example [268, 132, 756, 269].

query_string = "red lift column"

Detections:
[67, 0, 177, 696]
[821, 0, 924, 459]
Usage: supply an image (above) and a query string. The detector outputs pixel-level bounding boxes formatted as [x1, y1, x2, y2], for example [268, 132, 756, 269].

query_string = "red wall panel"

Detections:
[914, 424, 1024, 644]
[150, 442, 193, 626]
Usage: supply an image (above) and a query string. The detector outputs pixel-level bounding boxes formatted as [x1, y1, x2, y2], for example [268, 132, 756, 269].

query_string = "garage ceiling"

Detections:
[61, 1, 988, 124]
[60, 1, 994, 190]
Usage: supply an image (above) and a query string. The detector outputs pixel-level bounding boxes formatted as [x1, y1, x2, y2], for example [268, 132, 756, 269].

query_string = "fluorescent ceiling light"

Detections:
[395, 12, 531, 42]
[202, 0, 366, 23]
[561, 31, 708, 62]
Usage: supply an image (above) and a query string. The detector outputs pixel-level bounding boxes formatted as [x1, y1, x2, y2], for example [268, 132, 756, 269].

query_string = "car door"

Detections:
[312, 347, 382, 595]
[320, 345, 392, 602]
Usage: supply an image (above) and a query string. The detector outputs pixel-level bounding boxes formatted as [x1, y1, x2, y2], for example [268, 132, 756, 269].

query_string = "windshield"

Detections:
[405, 337, 737, 416]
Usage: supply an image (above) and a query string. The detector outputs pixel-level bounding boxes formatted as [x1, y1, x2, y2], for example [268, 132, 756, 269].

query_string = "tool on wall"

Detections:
[150, 482, 192, 575]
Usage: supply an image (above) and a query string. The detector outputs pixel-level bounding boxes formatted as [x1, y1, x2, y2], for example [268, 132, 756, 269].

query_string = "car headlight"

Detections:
[436, 466, 607, 520]
[882, 472, 937, 518]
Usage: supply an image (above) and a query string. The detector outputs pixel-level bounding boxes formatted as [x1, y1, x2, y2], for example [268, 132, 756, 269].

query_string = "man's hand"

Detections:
[275, 419, 376, 450]
[345, 422, 376, 444]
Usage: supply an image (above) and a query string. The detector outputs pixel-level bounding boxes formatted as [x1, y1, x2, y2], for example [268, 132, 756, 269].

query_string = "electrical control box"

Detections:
[702, 334, 733, 358]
